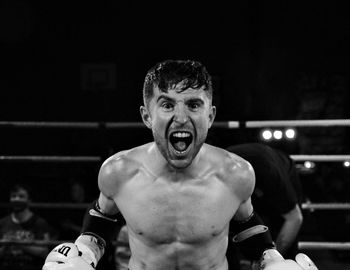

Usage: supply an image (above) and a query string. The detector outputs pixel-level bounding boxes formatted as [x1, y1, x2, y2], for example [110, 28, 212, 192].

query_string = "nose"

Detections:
[173, 104, 189, 124]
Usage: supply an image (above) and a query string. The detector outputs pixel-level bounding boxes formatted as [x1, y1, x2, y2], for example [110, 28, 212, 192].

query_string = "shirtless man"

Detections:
[43, 60, 317, 270]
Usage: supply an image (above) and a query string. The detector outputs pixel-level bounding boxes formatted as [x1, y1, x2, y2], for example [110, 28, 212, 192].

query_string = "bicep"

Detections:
[233, 197, 254, 222]
[231, 158, 255, 221]
[97, 157, 123, 215]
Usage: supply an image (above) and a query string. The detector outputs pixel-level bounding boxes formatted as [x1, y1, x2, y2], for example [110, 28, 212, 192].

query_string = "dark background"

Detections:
[1, 2, 350, 196]
[1, 1, 350, 269]
[1, 0, 350, 204]
[1, 1, 349, 121]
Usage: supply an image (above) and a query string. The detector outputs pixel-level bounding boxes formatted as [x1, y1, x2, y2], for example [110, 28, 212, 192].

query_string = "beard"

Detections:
[152, 128, 206, 169]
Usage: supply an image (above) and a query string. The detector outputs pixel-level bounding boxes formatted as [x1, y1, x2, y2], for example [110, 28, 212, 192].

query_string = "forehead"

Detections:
[152, 85, 210, 101]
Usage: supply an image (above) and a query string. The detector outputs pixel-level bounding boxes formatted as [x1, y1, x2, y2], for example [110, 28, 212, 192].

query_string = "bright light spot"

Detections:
[304, 161, 315, 169]
[261, 129, 273, 141]
[285, 128, 296, 139]
[343, 161, 350, 167]
[273, 130, 283, 140]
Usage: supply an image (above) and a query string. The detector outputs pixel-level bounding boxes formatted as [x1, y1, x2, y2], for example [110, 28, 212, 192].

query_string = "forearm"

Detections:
[231, 211, 275, 261]
[76, 196, 123, 267]
[275, 218, 302, 255]
[43, 198, 123, 270]
[276, 205, 303, 255]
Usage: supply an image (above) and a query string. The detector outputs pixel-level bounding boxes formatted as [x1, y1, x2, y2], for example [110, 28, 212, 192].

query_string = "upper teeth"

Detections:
[173, 132, 190, 138]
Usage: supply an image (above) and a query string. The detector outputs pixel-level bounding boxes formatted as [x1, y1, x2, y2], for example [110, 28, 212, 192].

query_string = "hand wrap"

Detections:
[231, 211, 275, 260]
[77, 200, 125, 266]
[81, 200, 125, 245]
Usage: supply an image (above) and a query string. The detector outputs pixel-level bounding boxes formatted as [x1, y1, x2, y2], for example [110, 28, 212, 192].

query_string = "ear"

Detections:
[208, 105, 216, 128]
[140, 106, 152, 129]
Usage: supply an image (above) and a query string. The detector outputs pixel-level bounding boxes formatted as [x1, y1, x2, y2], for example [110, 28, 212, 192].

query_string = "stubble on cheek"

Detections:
[152, 128, 169, 157]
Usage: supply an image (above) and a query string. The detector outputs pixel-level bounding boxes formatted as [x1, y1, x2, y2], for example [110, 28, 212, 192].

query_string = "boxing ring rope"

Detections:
[0, 239, 128, 247]
[1, 119, 350, 252]
[0, 155, 349, 163]
[2, 119, 350, 129]
[290, 155, 350, 162]
[302, 203, 350, 210]
[0, 156, 101, 162]
[0, 121, 145, 129]
[243, 119, 350, 128]
[1, 121, 230, 128]
[298, 242, 350, 251]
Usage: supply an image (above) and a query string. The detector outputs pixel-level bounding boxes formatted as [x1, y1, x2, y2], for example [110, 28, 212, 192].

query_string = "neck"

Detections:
[152, 142, 204, 176]
[12, 208, 32, 224]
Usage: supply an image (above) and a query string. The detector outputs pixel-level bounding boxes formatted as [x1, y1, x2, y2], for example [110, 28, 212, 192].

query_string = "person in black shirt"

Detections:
[0, 184, 53, 270]
[226, 143, 304, 268]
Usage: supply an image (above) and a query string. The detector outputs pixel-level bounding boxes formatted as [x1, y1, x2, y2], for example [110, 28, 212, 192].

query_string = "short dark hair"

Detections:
[143, 59, 213, 107]
[10, 183, 32, 198]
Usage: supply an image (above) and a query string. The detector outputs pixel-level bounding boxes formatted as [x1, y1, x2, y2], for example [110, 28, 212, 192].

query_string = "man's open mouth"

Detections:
[169, 131, 193, 154]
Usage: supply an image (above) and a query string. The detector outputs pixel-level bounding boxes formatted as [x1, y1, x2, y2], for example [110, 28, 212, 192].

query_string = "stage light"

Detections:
[261, 129, 273, 141]
[304, 161, 315, 169]
[273, 130, 283, 140]
[285, 128, 296, 139]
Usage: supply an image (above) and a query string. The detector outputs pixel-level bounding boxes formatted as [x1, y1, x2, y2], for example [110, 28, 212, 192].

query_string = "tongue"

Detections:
[173, 141, 187, 152]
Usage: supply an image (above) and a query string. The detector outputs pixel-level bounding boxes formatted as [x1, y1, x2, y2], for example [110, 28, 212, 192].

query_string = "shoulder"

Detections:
[98, 143, 150, 197]
[205, 144, 255, 199]
[204, 144, 254, 177]
[31, 214, 50, 227]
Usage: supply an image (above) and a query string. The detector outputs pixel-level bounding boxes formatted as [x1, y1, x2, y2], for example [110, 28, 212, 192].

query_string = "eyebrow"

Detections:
[186, 98, 204, 105]
[156, 94, 174, 103]
[156, 94, 205, 104]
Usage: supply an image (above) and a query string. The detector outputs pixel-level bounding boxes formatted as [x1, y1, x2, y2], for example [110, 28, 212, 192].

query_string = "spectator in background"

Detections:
[226, 143, 304, 269]
[0, 183, 53, 270]
[59, 179, 87, 240]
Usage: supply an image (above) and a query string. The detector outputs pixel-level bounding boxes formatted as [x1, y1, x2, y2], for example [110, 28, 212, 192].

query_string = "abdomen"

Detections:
[127, 229, 229, 270]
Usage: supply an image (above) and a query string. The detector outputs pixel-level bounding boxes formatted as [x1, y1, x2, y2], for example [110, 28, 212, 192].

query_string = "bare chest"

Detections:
[116, 177, 239, 244]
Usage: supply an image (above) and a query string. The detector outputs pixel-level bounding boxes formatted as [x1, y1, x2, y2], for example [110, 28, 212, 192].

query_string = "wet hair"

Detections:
[143, 59, 213, 107]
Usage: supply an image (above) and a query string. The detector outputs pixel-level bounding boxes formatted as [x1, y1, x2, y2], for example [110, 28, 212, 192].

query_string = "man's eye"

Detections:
[161, 102, 173, 109]
[189, 103, 200, 109]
